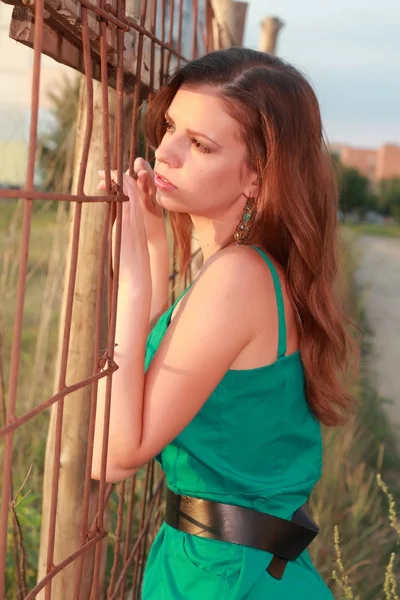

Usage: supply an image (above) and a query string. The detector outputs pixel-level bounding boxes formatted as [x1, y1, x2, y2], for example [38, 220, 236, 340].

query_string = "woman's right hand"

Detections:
[132, 157, 166, 245]
[99, 158, 166, 246]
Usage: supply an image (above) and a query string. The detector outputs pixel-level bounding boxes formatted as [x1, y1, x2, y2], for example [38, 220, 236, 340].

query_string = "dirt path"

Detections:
[354, 236, 400, 426]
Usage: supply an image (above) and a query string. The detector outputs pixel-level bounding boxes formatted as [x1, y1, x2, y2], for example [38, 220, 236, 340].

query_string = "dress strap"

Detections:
[250, 246, 287, 358]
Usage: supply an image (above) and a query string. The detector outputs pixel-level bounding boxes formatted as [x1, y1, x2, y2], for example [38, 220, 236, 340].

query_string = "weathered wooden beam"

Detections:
[6, 0, 168, 93]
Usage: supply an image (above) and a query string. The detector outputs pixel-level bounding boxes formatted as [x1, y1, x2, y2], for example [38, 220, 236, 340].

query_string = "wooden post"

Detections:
[259, 16, 284, 55]
[231, 1, 248, 46]
[37, 78, 114, 599]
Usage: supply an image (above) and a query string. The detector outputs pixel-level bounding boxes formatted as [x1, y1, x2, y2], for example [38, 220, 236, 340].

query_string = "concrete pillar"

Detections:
[211, 0, 234, 49]
[259, 16, 284, 55]
[231, 1, 248, 46]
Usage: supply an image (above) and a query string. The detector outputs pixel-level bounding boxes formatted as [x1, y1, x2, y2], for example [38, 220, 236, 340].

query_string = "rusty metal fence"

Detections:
[0, 0, 228, 597]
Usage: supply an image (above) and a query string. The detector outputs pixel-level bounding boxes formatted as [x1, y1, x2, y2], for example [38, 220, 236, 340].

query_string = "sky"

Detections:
[0, 2, 398, 151]
[243, 0, 400, 148]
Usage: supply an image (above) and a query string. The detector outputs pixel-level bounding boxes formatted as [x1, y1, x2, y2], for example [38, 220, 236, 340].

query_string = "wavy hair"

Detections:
[145, 47, 358, 427]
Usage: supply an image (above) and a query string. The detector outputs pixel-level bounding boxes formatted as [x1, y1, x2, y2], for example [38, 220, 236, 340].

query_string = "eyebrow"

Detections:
[165, 111, 222, 148]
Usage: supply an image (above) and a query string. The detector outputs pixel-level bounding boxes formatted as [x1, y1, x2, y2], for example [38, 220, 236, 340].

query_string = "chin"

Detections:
[155, 190, 187, 213]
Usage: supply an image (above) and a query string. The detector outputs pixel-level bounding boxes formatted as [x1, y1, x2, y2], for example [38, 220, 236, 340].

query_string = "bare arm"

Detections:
[91, 247, 266, 482]
[133, 158, 169, 330]
[148, 232, 169, 331]
[99, 162, 169, 332]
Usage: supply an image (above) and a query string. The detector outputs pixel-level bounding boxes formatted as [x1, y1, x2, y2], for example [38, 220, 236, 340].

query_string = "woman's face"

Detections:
[154, 84, 256, 218]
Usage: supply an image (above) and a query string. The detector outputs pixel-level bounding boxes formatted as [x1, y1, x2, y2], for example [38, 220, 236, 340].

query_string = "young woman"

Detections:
[92, 47, 357, 599]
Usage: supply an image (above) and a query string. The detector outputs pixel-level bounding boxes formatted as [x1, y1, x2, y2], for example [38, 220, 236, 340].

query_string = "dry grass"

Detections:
[309, 229, 400, 598]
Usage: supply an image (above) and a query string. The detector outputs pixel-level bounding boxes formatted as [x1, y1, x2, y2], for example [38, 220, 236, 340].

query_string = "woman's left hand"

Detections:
[98, 170, 151, 288]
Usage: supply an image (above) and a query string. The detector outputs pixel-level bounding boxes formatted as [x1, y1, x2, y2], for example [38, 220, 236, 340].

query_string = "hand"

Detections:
[98, 170, 151, 286]
[132, 158, 166, 245]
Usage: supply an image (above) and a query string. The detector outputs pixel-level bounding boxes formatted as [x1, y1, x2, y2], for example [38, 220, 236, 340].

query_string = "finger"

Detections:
[139, 169, 157, 195]
[134, 157, 154, 179]
[136, 170, 151, 195]
[98, 169, 119, 180]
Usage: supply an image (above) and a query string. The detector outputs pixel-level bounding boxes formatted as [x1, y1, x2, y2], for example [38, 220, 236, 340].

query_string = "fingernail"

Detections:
[98, 170, 104, 175]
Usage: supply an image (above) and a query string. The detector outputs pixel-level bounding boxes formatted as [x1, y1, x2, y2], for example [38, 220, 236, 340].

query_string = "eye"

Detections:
[191, 138, 210, 154]
[164, 120, 174, 132]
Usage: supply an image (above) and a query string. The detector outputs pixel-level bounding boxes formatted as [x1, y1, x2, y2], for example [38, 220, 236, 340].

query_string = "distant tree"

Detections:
[379, 178, 400, 220]
[339, 167, 372, 215]
[37, 75, 80, 194]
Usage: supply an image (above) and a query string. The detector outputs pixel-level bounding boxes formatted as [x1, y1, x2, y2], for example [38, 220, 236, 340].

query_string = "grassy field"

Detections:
[2, 202, 400, 598]
[346, 222, 400, 238]
[1, 199, 69, 596]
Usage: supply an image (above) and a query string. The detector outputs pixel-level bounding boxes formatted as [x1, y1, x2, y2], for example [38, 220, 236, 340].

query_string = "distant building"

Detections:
[331, 142, 400, 185]
[376, 144, 400, 181]
[339, 146, 376, 181]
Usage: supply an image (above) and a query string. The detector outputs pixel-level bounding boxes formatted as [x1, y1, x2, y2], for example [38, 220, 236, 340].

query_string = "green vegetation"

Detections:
[339, 167, 375, 215]
[335, 158, 400, 224]
[310, 229, 400, 598]
[346, 223, 400, 238]
[1, 199, 68, 596]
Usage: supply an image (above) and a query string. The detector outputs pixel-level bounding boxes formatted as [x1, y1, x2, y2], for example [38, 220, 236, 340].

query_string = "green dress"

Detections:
[142, 246, 333, 599]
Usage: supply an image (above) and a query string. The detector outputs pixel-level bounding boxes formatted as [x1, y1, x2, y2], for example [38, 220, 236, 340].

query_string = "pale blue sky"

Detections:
[244, 0, 400, 148]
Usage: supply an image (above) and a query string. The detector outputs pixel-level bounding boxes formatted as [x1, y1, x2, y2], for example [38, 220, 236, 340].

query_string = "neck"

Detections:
[190, 206, 241, 263]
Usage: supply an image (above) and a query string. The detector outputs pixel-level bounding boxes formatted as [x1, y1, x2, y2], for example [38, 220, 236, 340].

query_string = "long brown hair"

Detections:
[145, 47, 358, 427]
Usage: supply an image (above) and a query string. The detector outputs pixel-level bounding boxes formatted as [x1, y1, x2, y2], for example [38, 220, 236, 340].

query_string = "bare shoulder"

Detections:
[184, 244, 272, 304]
[173, 245, 279, 328]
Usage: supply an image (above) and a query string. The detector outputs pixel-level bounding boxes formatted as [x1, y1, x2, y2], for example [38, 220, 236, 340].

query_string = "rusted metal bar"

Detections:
[0, 0, 45, 589]
[91, 0, 127, 594]
[72, 1, 115, 594]
[177, 0, 184, 66]
[159, 0, 166, 86]
[106, 480, 126, 598]
[128, 0, 149, 175]
[192, 0, 199, 58]
[43, 9, 96, 596]
[0, 189, 124, 202]
[108, 477, 164, 600]
[0, 361, 117, 438]
[135, 461, 155, 597]
[24, 531, 108, 600]
[165, 0, 175, 77]
[119, 477, 136, 600]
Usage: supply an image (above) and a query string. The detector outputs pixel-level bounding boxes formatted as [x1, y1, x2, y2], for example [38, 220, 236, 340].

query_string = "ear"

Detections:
[243, 175, 260, 200]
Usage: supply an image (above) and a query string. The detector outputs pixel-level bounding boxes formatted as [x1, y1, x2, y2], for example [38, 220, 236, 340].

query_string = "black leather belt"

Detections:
[165, 488, 319, 580]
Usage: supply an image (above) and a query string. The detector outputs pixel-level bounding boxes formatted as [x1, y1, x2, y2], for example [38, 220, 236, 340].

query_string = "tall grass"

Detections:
[309, 229, 400, 598]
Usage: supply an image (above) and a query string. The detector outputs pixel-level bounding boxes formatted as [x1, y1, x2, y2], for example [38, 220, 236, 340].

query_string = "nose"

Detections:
[154, 134, 181, 168]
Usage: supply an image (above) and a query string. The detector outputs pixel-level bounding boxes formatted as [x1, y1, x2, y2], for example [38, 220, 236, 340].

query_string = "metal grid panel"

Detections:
[0, 0, 219, 596]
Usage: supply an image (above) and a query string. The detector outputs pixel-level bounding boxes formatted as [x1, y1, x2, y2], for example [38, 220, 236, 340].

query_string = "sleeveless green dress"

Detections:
[142, 246, 333, 599]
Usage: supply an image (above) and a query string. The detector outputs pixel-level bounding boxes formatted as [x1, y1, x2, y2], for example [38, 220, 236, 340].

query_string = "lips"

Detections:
[154, 170, 177, 191]
[154, 171, 172, 184]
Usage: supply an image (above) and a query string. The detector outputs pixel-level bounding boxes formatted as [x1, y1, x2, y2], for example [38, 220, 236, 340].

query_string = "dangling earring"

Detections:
[234, 194, 254, 245]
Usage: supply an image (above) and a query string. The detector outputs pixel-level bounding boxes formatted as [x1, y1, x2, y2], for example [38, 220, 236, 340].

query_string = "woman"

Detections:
[92, 47, 357, 599]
